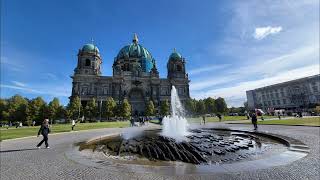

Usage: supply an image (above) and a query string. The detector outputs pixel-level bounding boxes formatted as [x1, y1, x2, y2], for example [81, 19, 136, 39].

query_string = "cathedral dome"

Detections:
[116, 34, 155, 72]
[169, 49, 182, 60]
[117, 43, 153, 60]
[82, 44, 99, 53]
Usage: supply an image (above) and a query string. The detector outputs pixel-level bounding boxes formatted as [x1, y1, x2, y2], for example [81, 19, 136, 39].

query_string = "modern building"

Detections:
[70, 34, 190, 115]
[246, 74, 320, 112]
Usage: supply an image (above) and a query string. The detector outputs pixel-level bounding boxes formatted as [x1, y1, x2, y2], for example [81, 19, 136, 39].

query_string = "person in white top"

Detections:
[72, 120, 76, 131]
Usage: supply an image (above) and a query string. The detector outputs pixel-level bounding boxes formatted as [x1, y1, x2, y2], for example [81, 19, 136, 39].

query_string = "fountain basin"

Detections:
[78, 128, 306, 166]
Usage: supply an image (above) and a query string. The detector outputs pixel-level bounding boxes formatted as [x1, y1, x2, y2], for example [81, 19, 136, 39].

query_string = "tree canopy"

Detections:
[160, 99, 170, 116]
[145, 100, 155, 116]
[104, 97, 116, 120]
[120, 99, 131, 119]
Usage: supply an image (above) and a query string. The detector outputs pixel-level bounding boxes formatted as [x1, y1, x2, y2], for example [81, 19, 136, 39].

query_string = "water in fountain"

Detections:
[161, 86, 189, 140]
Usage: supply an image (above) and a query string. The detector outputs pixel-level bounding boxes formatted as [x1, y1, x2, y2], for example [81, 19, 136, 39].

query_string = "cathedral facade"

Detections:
[71, 34, 190, 115]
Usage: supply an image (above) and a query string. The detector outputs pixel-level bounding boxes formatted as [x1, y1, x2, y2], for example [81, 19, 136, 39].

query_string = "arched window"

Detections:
[122, 63, 129, 71]
[85, 59, 91, 66]
[176, 65, 182, 72]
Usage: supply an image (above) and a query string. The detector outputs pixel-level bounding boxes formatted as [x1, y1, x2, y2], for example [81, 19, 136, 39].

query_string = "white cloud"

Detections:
[0, 84, 71, 97]
[0, 56, 24, 72]
[1, 84, 45, 94]
[188, 0, 319, 107]
[253, 26, 282, 40]
[189, 64, 230, 75]
[190, 45, 318, 92]
[11, 81, 26, 87]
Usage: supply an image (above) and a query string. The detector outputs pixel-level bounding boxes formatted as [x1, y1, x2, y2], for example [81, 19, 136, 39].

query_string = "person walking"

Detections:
[251, 112, 258, 130]
[72, 119, 76, 131]
[130, 116, 134, 127]
[202, 115, 206, 125]
[217, 114, 222, 122]
[36, 119, 51, 149]
[32, 121, 36, 126]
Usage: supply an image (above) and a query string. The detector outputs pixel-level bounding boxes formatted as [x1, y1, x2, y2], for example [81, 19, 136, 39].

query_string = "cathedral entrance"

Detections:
[128, 88, 145, 116]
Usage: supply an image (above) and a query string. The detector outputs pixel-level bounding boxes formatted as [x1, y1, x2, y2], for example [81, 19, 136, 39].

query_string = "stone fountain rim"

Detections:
[70, 127, 310, 175]
[84, 128, 309, 153]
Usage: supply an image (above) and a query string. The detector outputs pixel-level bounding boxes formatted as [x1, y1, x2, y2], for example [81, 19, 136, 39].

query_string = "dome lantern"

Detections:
[133, 33, 139, 44]
[82, 43, 99, 53]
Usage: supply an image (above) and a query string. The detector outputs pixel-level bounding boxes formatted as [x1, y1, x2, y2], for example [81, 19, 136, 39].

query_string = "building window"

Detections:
[312, 86, 318, 93]
[277, 100, 281, 105]
[272, 100, 276, 105]
[85, 59, 91, 66]
[178, 88, 184, 95]
[103, 87, 109, 95]
[283, 99, 286, 104]
[176, 65, 182, 72]
[122, 63, 130, 71]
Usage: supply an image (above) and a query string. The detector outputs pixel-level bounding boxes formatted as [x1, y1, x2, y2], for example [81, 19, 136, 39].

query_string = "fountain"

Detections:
[78, 87, 309, 168]
[161, 86, 189, 140]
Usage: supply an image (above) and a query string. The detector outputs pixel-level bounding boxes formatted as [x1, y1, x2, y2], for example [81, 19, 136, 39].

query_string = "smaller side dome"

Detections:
[169, 48, 182, 60]
[82, 44, 99, 53]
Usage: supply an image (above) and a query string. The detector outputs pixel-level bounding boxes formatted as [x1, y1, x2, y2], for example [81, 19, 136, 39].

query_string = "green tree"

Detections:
[204, 97, 215, 114]
[0, 98, 8, 122]
[215, 97, 228, 114]
[64, 107, 73, 123]
[160, 99, 170, 116]
[196, 100, 206, 115]
[85, 98, 97, 121]
[56, 105, 65, 120]
[48, 97, 60, 123]
[120, 99, 131, 119]
[244, 101, 248, 111]
[184, 98, 196, 116]
[145, 100, 155, 116]
[6, 95, 28, 124]
[104, 97, 116, 120]
[69, 96, 81, 119]
[26, 97, 46, 125]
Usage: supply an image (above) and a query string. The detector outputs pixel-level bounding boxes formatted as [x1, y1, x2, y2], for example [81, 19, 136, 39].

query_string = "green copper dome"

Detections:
[116, 34, 155, 72]
[82, 44, 99, 53]
[169, 49, 182, 60]
[117, 43, 153, 60]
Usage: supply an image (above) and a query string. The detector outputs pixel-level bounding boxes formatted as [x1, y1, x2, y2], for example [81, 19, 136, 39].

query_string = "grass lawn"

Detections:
[228, 117, 320, 126]
[0, 121, 129, 141]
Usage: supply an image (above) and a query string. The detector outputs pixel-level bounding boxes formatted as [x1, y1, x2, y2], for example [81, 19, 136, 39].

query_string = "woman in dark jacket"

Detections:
[251, 112, 258, 130]
[36, 119, 51, 149]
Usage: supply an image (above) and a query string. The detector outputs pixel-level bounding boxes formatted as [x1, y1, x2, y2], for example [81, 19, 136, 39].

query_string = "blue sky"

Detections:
[1, 0, 319, 107]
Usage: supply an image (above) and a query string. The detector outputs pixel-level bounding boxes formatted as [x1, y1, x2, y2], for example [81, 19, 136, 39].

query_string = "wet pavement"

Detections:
[0, 123, 319, 180]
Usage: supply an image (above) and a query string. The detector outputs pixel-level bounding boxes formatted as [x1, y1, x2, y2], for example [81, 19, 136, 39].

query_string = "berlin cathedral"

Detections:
[71, 34, 190, 115]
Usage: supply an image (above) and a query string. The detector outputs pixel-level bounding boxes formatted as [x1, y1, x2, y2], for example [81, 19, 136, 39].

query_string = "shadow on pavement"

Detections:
[0, 148, 39, 153]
